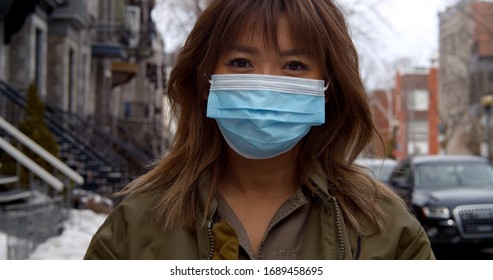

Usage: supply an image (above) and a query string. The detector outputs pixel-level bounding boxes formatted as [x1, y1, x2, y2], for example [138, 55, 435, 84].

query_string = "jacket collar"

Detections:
[195, 162, 353, 260]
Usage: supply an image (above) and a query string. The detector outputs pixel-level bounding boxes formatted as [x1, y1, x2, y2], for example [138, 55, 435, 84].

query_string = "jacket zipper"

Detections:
[207, 220, 215, 260]
[206, 197, 346, 260]
[328, 196, 345, 260]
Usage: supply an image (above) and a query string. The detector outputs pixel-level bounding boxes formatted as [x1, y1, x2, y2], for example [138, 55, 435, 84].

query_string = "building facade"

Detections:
[439, 0, 493, 155]
[0, 0, 167, 158]
[392, 67, 440, 160]
[1, 0, 60, 99]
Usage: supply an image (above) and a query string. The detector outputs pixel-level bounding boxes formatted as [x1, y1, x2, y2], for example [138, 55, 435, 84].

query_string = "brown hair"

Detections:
[121, 0, 399, 234]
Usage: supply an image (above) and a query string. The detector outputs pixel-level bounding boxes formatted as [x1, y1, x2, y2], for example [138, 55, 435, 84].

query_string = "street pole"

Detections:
[481, 95, 493, 163]
[487, 105, 491, 163]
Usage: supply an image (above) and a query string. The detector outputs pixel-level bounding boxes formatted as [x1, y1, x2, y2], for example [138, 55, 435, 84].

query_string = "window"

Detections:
[124, 102, 132, 118]
[407, 89, 429, 111]
[408, 121, 429, 137]
[391, 161, 413, 185]
[408, 120, 429, 155]
[415, 162, 493, 189]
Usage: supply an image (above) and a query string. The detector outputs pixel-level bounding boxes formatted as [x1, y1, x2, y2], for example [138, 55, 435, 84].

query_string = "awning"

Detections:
[91, 43, 128, 59]
[111, 62, 139, 87]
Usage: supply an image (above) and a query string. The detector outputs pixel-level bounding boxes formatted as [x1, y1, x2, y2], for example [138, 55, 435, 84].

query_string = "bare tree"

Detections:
[152, 0, 211, 53]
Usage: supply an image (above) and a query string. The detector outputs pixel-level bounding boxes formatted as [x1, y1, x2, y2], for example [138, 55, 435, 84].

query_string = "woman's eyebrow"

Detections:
[228, 44, 306, 57]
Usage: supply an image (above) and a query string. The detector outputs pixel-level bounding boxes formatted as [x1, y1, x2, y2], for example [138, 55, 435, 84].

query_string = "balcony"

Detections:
[111, 62, 139, 87]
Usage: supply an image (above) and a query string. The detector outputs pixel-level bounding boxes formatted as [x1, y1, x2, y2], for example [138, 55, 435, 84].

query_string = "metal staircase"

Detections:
[0, 80, 154, 197]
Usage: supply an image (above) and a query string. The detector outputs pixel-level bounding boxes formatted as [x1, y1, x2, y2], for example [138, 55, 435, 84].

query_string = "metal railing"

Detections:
[0, 117, 75, 260]
[0, 117, 84, 187]
[0, 137, 64, 191]
[0, 196, 66, 260]
[0, 79, 153, 195]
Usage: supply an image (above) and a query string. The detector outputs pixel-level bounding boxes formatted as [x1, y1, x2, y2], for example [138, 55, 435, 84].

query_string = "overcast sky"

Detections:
[342, 0, 460, 88]
[363, 0, 459, 64]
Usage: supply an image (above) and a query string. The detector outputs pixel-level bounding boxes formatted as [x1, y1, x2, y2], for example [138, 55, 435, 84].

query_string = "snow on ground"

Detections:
[0, 209, 107, 260]
[0, 231, 6, 260]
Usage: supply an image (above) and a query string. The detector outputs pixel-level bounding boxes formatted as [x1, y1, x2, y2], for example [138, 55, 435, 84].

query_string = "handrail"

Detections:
[0, 78, 152, 179]
[0, 116, 84, 185]
[64, 109, 153, 162]
[0, 176, 18, 185]
[0, 137, 64, 191]
[41, 91, 153, 163]
[0, 80, 115, 170]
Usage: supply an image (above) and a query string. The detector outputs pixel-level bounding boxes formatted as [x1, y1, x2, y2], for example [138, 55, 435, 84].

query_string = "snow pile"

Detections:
[0, 209, 107, 260]
[29, 209, 107, 260]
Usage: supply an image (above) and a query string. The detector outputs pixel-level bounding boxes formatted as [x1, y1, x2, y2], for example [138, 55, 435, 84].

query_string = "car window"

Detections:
[390, 161, 413, 185]
[415, 162, 493, 189]
[367, 163, 395, 182]
[356, 159, 397, 183]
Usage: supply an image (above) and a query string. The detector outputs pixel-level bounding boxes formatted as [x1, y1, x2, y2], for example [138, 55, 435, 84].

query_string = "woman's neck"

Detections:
[220, 146, 301, 200]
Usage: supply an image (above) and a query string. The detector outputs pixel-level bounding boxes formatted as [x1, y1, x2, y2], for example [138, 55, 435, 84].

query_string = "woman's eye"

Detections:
[229, 58, 252, 68]
[285, 61, 308, 71]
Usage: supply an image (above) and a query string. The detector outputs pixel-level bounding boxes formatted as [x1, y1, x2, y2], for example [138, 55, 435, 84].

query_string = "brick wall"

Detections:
[473, 1, 493, 57]
[393, 68, 439, 159]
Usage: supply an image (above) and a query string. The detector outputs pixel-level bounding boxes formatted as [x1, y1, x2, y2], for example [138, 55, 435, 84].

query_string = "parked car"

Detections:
[356, 157, 397, 186]
[388, 155, 493, 247]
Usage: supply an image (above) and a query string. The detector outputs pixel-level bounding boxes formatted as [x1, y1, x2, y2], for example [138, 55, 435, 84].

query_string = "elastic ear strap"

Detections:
[324, 81, 330, 91]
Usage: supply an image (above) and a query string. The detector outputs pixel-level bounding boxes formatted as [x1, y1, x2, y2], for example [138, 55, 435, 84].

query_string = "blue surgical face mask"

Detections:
[206, 74, 327, 159]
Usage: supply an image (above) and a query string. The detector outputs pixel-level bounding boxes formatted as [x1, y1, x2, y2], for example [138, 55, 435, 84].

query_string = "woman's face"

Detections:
[213, 15, 324, 80]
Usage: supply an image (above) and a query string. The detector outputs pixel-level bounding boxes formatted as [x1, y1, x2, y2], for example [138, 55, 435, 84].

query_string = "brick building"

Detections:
[391, 67, 440, 160]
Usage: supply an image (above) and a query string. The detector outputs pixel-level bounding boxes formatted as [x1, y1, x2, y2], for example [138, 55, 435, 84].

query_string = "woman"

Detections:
[84, 0, 434, 260]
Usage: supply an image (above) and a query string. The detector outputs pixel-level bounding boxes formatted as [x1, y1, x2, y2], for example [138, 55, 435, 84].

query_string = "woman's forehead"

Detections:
[226, 15, 307, 53]
[212, 5, 327, 65]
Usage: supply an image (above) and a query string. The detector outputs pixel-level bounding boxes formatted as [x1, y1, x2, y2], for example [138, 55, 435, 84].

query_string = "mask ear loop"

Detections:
[323, 81, 330, 102]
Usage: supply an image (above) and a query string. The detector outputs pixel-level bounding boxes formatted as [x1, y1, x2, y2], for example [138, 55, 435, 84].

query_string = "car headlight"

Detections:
[422, 206, 451, 219]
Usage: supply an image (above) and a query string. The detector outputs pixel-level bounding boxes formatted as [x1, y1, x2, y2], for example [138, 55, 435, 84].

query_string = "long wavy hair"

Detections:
[121, 0, 399, 235]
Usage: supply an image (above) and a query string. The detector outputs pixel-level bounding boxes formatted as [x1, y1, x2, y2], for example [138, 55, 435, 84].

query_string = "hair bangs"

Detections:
[283, 1, 328, 64]
[209, 0, 325, 63]
[210, 0, 284, 58]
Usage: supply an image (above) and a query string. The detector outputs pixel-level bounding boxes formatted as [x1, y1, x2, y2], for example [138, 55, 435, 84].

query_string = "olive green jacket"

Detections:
[84, 169, 435, 260]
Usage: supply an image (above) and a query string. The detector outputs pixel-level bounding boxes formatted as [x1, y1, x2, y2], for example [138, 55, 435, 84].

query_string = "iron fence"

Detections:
[0, 196, 68, 259]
